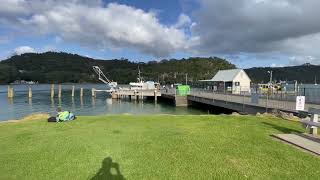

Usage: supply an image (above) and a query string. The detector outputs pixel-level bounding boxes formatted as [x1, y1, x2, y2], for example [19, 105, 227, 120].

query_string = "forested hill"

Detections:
[0, 52, 236, 84]
[245, 63, 320, 83]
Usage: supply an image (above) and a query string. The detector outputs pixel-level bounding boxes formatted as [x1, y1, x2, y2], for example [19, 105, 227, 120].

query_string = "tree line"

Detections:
[0, 52, 236, 84]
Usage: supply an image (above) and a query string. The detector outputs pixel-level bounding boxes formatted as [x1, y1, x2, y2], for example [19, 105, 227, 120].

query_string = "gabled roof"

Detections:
[199, 69, 251, 82]
[210, 69, 242, 82]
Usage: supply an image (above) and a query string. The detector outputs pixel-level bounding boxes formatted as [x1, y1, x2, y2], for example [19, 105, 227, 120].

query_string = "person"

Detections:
[56, 107, 75, 122]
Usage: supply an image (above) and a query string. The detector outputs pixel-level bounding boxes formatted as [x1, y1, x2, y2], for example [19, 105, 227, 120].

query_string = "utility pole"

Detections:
[185, 73, 188, 85]
[268, 70, 273, 85]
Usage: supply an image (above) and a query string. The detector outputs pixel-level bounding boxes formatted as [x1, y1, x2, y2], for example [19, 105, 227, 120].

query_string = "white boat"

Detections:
[129, 67, 158, 90]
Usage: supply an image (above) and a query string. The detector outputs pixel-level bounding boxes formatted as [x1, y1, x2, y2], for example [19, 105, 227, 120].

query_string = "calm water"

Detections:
[0, 84, 206, 121]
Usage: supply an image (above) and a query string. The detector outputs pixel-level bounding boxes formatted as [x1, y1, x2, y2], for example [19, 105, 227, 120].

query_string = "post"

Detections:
[10, 87, 14, 98]
[7, 85, 12, 98]
[51, 84, 55, 98]
[28, 86, 32, 98]
[71, 85, 75, 97]
[154, 90, 157, 102]
[185, 73, 188, 85]
[134, 90, 138, 101]
[91, 88, 95, 97]
[310, 114, 318, 135]
[80, 88, 83, 97]
[58, 84, 62, 98]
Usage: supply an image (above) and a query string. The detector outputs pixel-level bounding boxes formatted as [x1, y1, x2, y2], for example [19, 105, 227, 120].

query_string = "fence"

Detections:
[161, 86, 320, 112]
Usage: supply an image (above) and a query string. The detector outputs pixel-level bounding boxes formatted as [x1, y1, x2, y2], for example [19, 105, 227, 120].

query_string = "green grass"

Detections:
[0, 115, 319, 179]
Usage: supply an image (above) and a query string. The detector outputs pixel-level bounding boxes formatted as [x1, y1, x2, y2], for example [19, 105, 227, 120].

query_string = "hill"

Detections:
[245, 63, 320, 83]
[0, 52, 236, 84]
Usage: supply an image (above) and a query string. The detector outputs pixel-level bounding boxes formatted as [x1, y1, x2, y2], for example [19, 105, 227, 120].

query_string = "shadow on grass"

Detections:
[91, 157, 125, 180]
[262, 122, 302, 134]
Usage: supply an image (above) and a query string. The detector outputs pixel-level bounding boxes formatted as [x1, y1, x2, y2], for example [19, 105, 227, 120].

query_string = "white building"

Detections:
[200, 69, 251, 94]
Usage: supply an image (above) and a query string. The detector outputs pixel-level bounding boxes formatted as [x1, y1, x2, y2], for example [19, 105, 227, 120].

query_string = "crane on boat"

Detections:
[92, 66, 117, 89]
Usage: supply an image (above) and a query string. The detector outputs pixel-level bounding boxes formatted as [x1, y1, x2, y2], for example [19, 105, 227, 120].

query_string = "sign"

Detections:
[296, 96, 305, 111]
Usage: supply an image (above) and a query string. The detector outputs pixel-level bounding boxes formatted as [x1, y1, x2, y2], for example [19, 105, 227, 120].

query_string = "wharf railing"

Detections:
[161, 87, 320, 113]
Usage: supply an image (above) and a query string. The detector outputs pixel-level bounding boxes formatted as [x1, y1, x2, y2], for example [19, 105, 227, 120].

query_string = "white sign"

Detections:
[296, 96, 305, 111]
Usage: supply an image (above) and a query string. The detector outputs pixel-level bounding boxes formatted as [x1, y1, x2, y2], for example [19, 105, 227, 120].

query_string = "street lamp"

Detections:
[267, 70, 273, 85]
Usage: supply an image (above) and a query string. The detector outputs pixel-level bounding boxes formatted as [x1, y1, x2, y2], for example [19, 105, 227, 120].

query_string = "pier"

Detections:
[94, 89, 161, 101]
[6, 84, 320, 115]
[160, 89, 320, 114]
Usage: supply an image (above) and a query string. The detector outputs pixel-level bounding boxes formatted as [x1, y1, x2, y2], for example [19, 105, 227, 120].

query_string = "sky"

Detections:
[1, 0, 320, 68]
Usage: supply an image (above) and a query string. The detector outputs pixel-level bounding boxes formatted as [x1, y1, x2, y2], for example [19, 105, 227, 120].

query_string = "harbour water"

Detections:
[0, 84, 206, 121]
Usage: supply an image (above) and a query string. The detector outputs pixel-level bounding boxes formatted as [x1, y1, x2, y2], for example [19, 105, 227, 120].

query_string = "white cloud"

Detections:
[0, 1, 192, 57]
[3, 0, 320, 66]
[174, 14, 192, 28]
[191, 0, 320, 64]
[14, 46, 36, 55]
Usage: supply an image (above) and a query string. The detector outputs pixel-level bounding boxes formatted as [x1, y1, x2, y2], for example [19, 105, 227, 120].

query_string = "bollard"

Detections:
[71, 85, 75, 97]
[310, 114, 318, 135]
[28, 86, 32, 98]
[51, 84, 55, 98]
[58, 84, 62, 98]
[80, 88, 83, 97]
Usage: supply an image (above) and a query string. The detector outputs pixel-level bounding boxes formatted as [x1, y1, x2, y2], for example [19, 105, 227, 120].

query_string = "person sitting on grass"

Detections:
[56, 107, 75, 122]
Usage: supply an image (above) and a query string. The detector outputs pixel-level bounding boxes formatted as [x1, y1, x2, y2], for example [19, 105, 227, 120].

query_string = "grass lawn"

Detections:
[0, 114, 319, 179]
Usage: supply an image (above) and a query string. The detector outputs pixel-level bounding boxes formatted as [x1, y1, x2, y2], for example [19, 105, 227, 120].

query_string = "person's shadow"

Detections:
[91, 157, 125, 180]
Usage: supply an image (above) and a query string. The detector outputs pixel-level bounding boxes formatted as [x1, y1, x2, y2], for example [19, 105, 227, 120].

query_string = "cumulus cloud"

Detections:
[2, 0, 320, 64]
[14, 46, 36, 55]
[0, 0, 191, 57]
[191, 0, 320, 63]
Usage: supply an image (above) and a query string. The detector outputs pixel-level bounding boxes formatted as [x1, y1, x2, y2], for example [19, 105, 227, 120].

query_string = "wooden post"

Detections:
[28, 86, 32, 98]
[51, 84, 55, 98]
[7, 85, 12, 98]
[91, 88, 95, 97]
[134, 90, 138, 101]
[9, 87, 14, 98]
[80, 88, 83, 97]
[58, 84, 62, 98]
[71, 85, 75, 97]
[310, 113, 318, 135]
[154, 90, 157, 102]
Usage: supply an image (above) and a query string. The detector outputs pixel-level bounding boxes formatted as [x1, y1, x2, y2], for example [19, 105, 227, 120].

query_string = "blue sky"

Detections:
[1, 0, 319, 68]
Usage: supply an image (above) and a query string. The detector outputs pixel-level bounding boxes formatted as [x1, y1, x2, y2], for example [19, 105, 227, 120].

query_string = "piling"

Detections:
[7, 85, 12, 98]
[71, 85, 75, 97]
[58, 84, 62, 98]
[28, 86, 32, 98]
[154, 90, 157, 102]
[9, 86, 14, 98]
[91, 88, 95, 97]
[7, 86, 13, 98]
[50, 84, 55, 98]
[7, 86, 10, 98]
[80, 88, 84, 97]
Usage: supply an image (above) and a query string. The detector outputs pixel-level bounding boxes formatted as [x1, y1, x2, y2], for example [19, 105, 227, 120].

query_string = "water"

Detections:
[0, 84, 206, 121]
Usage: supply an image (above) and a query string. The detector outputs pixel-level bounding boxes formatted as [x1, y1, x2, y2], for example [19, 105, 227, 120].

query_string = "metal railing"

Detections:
[161, 86, 320, 113]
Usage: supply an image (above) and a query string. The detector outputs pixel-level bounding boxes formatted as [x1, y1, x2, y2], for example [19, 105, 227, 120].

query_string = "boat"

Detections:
[129, 67, 159, 90]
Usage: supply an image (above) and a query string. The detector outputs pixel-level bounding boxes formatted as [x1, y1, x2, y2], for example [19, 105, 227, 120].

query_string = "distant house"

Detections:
[200, 69, 251, 94]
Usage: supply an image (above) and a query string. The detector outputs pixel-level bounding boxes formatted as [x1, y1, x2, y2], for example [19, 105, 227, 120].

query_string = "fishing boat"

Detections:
[129, 67, 159, 90]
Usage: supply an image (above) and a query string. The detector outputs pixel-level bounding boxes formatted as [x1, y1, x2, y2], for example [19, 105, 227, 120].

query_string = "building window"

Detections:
[235, 82, 240, 86]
